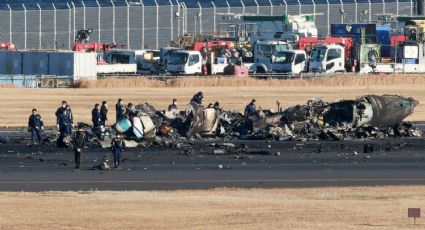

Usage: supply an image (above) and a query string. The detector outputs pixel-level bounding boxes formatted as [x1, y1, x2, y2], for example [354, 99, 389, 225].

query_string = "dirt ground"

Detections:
[0, 186, 423, 230]
[1, 84, 424, 127]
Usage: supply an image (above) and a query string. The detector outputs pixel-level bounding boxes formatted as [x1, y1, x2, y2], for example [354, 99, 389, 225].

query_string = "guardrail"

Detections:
[0, 75, 73, 88]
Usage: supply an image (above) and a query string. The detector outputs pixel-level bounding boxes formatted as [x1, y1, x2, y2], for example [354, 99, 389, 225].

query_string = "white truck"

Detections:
[166, 50, 203, 75]
[274, 50, 308, 74]
[98, 49, 138, 74]
[308, 44, 346, 73]
[252, 40, 294, 73]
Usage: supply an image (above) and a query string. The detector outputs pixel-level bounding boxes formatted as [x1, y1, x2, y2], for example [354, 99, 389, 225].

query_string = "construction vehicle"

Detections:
[0, 42, 15, 51]
[72, 29, 117, 65]
[72, 29, 138, 74]
[216, 14, 318, 44]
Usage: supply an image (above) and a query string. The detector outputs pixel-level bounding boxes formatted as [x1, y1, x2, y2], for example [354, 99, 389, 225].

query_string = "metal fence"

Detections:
[0, 0, 417, 50]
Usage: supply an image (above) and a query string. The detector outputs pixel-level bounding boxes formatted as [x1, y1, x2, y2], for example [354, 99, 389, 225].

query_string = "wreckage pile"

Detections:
[106, 94, 422, 144]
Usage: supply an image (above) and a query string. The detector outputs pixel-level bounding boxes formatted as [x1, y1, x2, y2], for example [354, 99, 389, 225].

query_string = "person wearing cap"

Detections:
[100, 101, 108, 126]
[72, 125, 88, 170]
[115, 98, 125, 122]
[28, 108, 44, 144]
[244, 99, 257, 117]
[55, 101, 67, 129]
[91, 103, 101, 128]
[111, 133, 126, 168]
[190, 92, 204, 105]
[168, 99, 178, 111]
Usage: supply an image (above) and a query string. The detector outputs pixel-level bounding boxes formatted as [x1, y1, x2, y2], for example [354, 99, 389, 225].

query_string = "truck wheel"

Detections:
[256, 67, 266, 74]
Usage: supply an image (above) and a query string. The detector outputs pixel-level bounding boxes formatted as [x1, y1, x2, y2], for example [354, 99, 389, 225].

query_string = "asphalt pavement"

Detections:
[1, 130, 425, 191]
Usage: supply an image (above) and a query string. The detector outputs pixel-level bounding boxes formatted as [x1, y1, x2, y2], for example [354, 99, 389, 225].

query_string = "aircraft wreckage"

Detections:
[74, 94, 421, 147]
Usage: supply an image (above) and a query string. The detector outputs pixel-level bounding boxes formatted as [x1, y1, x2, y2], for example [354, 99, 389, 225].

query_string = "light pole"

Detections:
[340, 8, 346, 24]
[194, 15, 198, 34]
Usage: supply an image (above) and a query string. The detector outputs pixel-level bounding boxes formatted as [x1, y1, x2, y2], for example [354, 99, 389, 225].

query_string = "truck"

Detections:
[166, 50, 203, 75]
[135, 50, 161, 74]
[275, 50, 308, 74]
[307, 37, 355, 73]
[251, 40, 293, 73]
[0, 42, 15, 51]
[309, 44, 346, 73]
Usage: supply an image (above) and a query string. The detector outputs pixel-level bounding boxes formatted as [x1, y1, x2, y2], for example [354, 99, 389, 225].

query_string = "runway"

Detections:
[1, 136, 425, 191]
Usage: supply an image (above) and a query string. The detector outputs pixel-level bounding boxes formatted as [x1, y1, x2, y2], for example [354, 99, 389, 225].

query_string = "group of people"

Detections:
[27, 92, 258, 170]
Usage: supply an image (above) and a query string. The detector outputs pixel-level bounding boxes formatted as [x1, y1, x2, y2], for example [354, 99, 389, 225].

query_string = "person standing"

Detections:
[116, 98, 125, 122]
[57, 108, 73, 147]
[244, 99, 257, 117]
[100, 101, 108, 126]
[55, 101, 67, 129]
[28, 108, 44, 144]
[91, 103, 101, 128]
[168, 99, 178, 111]
[244, 99, 257, 134]
[72, 126, 87, 171]
[111, 133, 126, 168]
[190, 92, 204, 105]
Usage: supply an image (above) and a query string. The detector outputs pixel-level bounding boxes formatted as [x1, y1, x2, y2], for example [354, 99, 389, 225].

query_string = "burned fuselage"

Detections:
[322, 95, 418, 128]
[102, 94, 419, 146]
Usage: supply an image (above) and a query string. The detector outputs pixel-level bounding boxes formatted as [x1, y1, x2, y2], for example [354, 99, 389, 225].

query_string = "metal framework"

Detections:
[0, 0, 416, 50]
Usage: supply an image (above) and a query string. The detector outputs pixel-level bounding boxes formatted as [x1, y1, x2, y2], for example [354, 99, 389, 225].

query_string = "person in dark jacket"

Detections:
[59, 108, 73, 135]
[244, 99, 257, 134]
[28, 108, 44, 144]
[244, 99, 257, 117]
[100, 101, 108, 126]
[91, 103, 101, 128]
[190, 92, 204, 105]
[115, 98, 125, 122]
[168, 99, 178, 111]
[72, 126, 88, 170]
[66, 105, 74, 126]
[111, 133, 126, 168]
[125, 103, 137, 121]
[55, 101, 67, 128]
[213, 101, 220, 110]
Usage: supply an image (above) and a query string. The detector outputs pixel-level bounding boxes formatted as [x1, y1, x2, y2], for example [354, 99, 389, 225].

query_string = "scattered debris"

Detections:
[37, 95, 422, 155]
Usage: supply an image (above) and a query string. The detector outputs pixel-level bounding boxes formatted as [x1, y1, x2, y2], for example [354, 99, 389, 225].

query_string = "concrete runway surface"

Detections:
[1, 130, 425, 191]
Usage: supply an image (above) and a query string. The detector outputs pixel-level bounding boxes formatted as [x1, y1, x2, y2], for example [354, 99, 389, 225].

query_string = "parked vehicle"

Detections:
[252, 40, 293, 73]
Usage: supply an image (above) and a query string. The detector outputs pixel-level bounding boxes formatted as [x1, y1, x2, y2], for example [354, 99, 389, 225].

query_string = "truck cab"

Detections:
[309, 44, 346, 73]
[167, 50, 202, 75]
[273, 50, 307, 74]
[253, 40, 293, 73]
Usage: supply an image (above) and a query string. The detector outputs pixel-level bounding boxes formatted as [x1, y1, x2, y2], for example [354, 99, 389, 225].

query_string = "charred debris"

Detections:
[87, 94, 422, 146]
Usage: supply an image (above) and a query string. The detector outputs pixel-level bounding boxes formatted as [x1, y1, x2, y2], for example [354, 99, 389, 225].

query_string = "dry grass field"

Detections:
[0, 186, 424, 230]
[1, 75, 425, 127]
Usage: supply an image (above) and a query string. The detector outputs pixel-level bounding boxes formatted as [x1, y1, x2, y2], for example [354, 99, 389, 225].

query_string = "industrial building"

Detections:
[0, 0, 420, 50]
